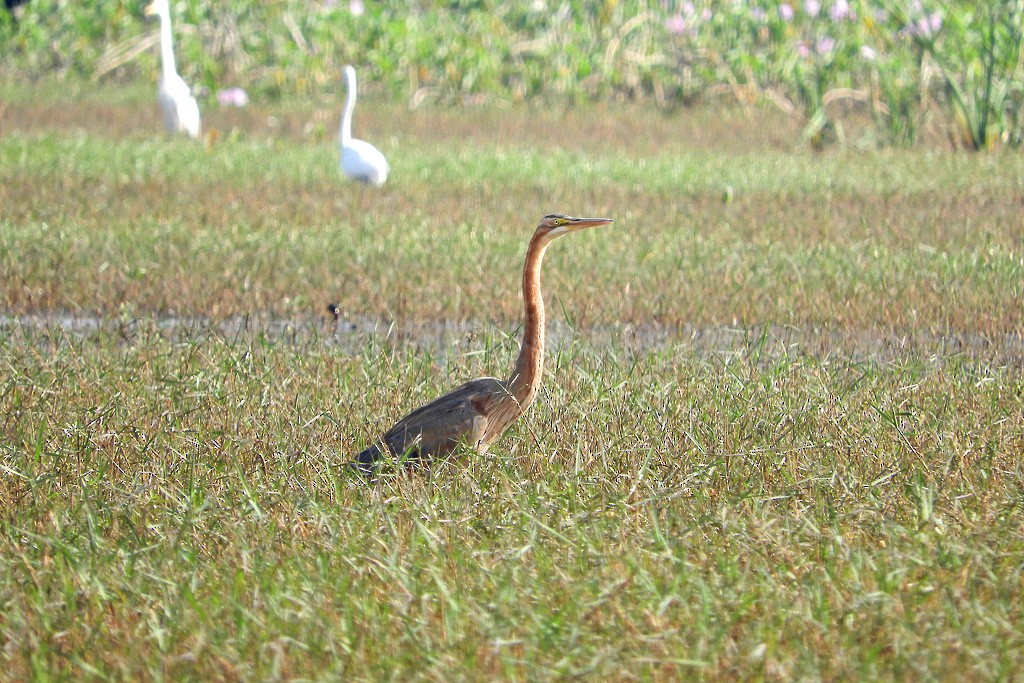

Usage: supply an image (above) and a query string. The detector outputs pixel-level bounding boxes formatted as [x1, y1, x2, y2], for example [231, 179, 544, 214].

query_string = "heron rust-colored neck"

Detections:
[507, 228, 554, 410]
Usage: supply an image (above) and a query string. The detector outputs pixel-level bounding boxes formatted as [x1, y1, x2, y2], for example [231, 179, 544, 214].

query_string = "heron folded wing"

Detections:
[381, 377, 508, 460]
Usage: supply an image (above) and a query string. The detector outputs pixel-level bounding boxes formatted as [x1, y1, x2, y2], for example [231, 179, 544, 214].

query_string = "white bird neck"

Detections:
[157, 5, 179, 81]
[340, 68, 357, 146]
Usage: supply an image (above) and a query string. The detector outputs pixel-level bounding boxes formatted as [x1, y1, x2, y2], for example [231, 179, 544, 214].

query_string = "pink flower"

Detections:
[665, 14, 688, 35]
[349, 0, 365, 16]
[815, 37, 835, 54]
[779, 3, 794, 21]
[859, 45, 877, 60]
[216, 87, 249, 107]
[830, 0, 852, 21]
[804, 0, 820, 17]
[907, 12, 942, 38]
[797, 42, 811, 58]
[681, 1, 695, 16]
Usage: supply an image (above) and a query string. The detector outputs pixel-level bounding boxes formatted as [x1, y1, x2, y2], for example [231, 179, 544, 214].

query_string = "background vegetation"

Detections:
[2, 0, 1023, 147]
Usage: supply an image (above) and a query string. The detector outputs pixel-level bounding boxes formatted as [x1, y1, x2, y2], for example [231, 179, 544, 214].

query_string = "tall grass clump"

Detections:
[893, 0, 1024, 149]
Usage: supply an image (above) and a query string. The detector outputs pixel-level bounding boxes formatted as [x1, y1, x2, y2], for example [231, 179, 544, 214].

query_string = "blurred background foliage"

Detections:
[1, 0, 1022, 148]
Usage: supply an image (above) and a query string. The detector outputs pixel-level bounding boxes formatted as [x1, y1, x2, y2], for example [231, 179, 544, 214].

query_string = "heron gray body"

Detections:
[353, 377, 524, 472]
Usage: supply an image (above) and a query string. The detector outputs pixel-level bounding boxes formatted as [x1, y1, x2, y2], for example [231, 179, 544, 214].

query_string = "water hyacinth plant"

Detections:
[891, 0, 1024, 149]
[1, 0, 1022, 148]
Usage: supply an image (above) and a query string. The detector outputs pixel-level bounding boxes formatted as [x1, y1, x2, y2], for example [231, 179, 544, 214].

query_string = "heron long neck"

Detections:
[340, 70, 356, 145]
[157, 8, 178, 81]
[507, 230, 553, 410]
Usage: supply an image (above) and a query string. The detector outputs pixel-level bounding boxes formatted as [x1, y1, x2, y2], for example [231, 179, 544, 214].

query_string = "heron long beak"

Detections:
[567, 216, 615, 230]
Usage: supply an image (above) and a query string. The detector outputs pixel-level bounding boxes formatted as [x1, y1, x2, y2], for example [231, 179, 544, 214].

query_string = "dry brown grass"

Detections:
[2, 93, 1023, 342]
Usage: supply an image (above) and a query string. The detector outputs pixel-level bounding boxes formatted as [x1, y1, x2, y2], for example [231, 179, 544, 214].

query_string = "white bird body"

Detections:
[157, 72, 201, 138]
[339, 65, 388, 186]
[146, 0, 200, 138]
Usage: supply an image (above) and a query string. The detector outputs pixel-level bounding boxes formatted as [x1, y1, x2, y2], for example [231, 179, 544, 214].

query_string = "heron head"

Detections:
[144, 0, 168, 17]
[537, 214, 614, 237]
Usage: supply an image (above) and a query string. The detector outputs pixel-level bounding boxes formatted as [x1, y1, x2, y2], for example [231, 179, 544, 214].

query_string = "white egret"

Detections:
[145, 0, 200, 139]
[339, 65, 389, 186]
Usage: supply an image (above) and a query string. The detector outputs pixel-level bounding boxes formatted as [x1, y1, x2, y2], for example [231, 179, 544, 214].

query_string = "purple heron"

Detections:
[353, 213, 614, 474]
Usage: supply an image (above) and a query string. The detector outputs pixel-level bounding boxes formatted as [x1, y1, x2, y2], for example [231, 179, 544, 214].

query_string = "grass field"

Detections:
[1, 84, 1023, 680]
